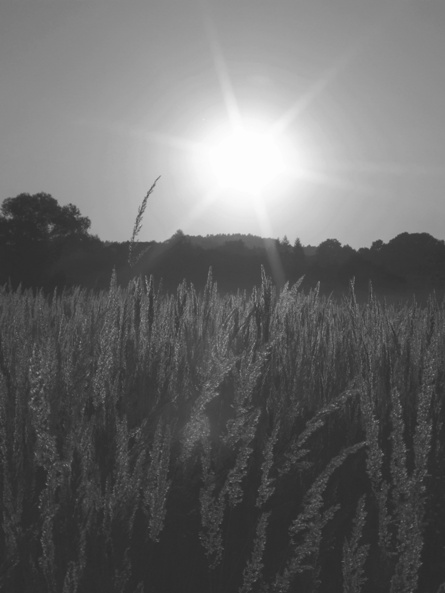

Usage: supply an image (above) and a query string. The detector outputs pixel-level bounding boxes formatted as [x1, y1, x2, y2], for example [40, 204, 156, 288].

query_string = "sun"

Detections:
[204, 118, 287, 194]
[193, 115, 301, 200]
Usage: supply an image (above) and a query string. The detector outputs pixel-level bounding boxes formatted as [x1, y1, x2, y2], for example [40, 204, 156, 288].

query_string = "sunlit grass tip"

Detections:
[128, 175, 161, 268]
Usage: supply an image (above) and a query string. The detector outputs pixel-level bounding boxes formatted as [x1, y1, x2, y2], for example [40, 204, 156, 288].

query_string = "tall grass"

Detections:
[0, 271, 444, 592]
[128, 176, 161, 269]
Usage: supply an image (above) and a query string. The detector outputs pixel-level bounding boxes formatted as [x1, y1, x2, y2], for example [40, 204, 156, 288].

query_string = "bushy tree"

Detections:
[316, 238, 343, 265]
[371, 239, 384, 252]
[0, 192, 90, 246]
[316, 239, 356, 267]
[0, 192, 91, 287]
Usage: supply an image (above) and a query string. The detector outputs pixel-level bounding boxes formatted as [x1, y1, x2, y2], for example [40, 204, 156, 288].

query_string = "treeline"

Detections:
[1, 193, 445, 299]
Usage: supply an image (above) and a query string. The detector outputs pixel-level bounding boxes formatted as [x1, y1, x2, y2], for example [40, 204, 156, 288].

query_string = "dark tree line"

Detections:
[1, 192, 445, 300]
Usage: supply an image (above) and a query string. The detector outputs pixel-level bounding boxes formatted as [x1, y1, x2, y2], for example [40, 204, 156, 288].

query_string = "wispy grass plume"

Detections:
[128, 176, 161, 268]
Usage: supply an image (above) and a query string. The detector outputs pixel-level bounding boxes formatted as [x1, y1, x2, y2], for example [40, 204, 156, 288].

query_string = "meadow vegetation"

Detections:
[0, 267, 444, 592]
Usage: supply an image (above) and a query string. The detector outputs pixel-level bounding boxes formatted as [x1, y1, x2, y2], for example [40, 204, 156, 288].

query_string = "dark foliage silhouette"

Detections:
[0, 193, 92, 288]
[1, 192, 445, 301]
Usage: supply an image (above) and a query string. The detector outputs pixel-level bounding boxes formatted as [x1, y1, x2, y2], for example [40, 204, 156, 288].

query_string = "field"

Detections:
[0, 268, 444, 593]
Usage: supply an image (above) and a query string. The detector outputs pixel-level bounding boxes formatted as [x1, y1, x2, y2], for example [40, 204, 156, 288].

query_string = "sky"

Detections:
[1, 0, 445, 249]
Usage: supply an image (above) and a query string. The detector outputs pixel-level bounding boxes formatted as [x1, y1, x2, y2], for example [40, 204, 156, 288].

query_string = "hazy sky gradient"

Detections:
[1, 0, 445, 248]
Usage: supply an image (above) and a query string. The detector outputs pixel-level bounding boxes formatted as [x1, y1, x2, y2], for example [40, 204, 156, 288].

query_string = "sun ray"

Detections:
[291, 165, 393, 199]
[251, 199, 286, 286]
[320, 160, 445, 179]
[143, 131, 203, 154]
[271, 2, 406, 136]
[201, 11, 242, 130]
[272, 62, 351, 137]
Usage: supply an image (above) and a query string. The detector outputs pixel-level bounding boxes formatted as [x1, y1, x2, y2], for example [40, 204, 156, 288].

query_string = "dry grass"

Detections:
[0, 270, 443, 592]
[128, 176, 161, 268]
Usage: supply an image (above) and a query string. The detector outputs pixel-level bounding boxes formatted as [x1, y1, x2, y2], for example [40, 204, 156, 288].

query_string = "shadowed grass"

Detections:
[0, 270, 443, 592]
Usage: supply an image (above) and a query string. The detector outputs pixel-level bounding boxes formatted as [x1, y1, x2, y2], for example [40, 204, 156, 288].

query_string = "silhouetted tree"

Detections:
[293, 237, 306, 263]
[0, 192, 91, 287]
[381, 233, 445, 284]
[371, 239, 384, 252]
[170, 229, 185, 241]
[1, 193, 90, 244]
[316, 238, 343, 265]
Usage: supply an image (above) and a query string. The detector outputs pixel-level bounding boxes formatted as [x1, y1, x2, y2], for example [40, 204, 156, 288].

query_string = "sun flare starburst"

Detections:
[196, 117, 298, 197]
[141, 11, 385, 235]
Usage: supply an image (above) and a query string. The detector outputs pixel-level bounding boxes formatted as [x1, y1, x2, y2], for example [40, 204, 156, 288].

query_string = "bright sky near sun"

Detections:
[1, 0, 445, 248]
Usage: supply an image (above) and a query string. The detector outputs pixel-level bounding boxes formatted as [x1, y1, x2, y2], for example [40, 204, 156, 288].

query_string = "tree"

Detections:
[0, 192, 90, 246]
[171, 229, 185, 241]
[281, 235, 291, 248]
[0, 192, 91, 287]
[316, 238, 343, 265]
[371, 239, 384, 252]
[316, 239, 357, 269]
[293, 237, 305, 258]
[384, 232, 445, 281]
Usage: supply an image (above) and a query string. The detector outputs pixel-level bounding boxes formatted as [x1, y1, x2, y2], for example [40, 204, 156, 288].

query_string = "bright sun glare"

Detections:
[145, 14, 330, 228]
[193, 115, 304, 202]
[203, 119, 288, 194]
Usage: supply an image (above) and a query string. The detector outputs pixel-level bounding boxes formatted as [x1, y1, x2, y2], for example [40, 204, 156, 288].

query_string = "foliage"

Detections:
[1, 193, 90, 244]
[0, 192, 92, 288]
[2, 188, 445, 298]
[0, 272, 444, 592]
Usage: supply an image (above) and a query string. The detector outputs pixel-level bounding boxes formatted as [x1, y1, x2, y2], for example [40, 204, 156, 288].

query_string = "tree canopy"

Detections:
[0, 192, 92, 288]
[0, 192, 90, 246]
